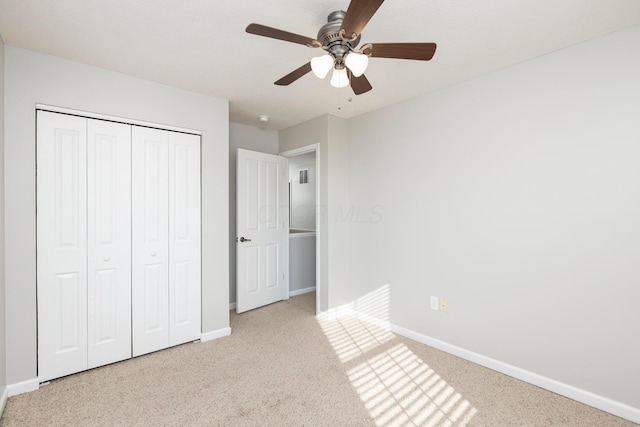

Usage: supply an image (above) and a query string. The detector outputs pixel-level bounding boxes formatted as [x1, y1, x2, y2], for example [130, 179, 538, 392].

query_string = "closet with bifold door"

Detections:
[36, 110, 201, 382]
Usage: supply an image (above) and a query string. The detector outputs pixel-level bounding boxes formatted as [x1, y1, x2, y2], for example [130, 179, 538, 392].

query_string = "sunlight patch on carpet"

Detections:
[319, 285, 477, 426]
[320, 316, 395, 363]
[347, 342, 477, 426]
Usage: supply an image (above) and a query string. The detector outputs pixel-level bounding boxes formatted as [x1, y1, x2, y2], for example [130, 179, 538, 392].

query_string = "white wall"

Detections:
[347, 24, 640, 414]
[4, 46, 229, 385]
[289, 234, 315, 292]
[229, 122, 278, 304]
[0, 35, 7, 408]
[325, 116, 351, 310]
[289, 152, 316, 231]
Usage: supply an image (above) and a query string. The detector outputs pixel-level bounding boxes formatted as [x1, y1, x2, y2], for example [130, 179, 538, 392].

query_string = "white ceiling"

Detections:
[1, 0, 639, 130]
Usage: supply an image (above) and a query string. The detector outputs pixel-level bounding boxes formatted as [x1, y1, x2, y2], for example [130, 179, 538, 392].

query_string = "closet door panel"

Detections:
[37, 111, 88, 381]
[132, 126, 170, 357]
[87, 119, 132, 368]
[168, 133, 201, 345]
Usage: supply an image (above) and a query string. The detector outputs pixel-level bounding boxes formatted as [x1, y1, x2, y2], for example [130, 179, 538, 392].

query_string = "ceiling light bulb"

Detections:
[311, 54, 334, 79]
[330, 68, 349, 88]
[345, 52, 369, 77]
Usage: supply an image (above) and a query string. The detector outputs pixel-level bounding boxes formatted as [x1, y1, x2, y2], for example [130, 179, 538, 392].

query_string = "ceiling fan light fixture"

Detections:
[330, 67, 349, 88]
[311, 54, 334, 79]
[344, 52, 368, 77]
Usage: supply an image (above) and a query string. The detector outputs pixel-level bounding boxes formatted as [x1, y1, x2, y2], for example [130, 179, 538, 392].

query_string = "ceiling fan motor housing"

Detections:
[317, 11, 361, 67]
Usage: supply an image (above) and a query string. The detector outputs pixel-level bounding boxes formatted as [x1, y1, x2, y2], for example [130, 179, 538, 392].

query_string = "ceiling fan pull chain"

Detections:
[336, 76, 343, 111]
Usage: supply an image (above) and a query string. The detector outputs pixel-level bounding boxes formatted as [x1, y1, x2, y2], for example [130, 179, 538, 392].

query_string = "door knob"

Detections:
[151, 251, 157, 257]
[239, 237, 252, 242]
[103, 256, 110, 262]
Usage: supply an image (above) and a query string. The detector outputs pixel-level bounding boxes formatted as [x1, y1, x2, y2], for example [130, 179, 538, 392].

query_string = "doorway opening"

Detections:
[280, 144, 321, 315]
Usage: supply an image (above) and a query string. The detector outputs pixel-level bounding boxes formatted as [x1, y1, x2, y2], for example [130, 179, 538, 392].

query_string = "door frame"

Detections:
[279, 143, 321, 315]
[35, 104, 202, 135]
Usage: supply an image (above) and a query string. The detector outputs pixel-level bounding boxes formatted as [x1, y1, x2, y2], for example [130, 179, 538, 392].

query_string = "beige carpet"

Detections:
[1, 292, 636, 426]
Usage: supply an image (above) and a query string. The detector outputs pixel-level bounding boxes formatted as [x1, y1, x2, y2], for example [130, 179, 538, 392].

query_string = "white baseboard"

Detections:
[7, 378, 39, 397]
[389, 324, 640, 424]
[229, 302, 236, 311]
[200, 327, 231, 343]
[0, 386, 8, 417]
[289, 286, 316, 297]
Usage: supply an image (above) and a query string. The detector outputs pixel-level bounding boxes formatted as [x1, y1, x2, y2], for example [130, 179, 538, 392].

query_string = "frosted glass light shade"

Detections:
[330, 68, 349, 88]
[345, 52, 369, 77]
[311, 54, 334, 79]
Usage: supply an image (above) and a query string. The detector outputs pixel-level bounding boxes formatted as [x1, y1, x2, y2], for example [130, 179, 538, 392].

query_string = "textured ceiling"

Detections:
[1, 0, 639, 130]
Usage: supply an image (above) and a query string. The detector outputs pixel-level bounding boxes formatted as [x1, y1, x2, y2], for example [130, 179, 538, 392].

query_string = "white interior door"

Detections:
[168, 132, 201, 345]
[132, 126, 169, 356]
[37, 111, 88, 381]
[87, 119, 132, 368]
[236, 149, 288, 313]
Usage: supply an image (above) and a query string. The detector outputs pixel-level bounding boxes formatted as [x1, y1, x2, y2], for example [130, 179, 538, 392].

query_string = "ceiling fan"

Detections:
[246, 0, 437, 95]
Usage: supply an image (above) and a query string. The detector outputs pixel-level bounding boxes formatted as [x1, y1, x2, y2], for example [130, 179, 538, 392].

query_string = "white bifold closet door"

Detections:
[87, 119, 132, 369]
[132, 127, 201, 357]
[37, 111, 132, 381]
[167, 131, 202, 347]
[38, 110, 201, 381]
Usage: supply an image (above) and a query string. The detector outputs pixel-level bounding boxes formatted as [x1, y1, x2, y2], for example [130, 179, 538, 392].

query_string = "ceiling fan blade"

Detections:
[364, 43, 437, 61]
[246, 23, 316, 46]
[341, 0, 385, 38]
[349, 71, 373, 95]
[274, 62, 312, 86]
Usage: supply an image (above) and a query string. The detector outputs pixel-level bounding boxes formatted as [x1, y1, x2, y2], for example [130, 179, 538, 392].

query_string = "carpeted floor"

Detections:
[0, 292, 636, 426]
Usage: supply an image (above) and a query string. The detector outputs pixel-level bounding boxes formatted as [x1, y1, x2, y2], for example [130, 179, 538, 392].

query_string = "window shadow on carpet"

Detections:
[318, 285, 477, 427]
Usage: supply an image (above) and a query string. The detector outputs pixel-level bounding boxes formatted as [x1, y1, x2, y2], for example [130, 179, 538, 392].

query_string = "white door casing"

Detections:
[236, 149, 289, 313]
[87, 119, 132, 369]
[132, 126, 170, 356]
[168, 132, 201, 346]
[37, 111, 89, 381]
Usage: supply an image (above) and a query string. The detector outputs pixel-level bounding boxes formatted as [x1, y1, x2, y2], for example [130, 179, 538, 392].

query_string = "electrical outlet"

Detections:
[430, 296, 439, 310]
[439, 298, 448, 313]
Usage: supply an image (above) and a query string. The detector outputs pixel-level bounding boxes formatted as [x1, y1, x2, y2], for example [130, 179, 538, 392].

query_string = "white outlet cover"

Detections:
[430, 296, 439, 310]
